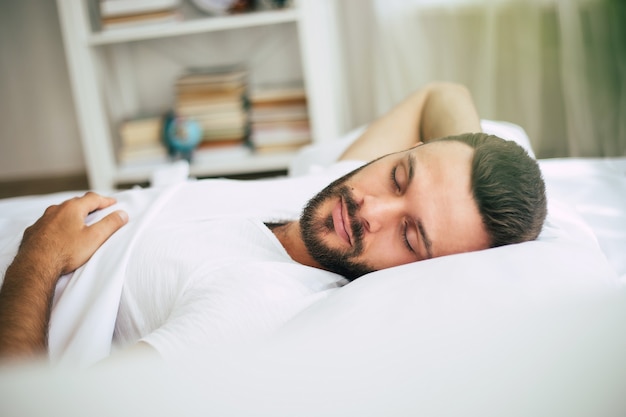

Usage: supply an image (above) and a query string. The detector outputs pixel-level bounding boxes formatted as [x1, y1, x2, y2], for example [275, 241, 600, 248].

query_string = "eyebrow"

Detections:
[407, 153, 416, 185]
[406, 153, 433, 259]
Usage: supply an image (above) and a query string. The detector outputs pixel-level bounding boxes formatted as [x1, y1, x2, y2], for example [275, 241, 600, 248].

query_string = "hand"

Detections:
[340, 82, 481, 162]
[17, 191, 129, 277]
[0, 192, 128, 358]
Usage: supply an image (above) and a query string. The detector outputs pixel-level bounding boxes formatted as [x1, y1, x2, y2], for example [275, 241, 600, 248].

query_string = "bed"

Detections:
[1, 121, 625, 416]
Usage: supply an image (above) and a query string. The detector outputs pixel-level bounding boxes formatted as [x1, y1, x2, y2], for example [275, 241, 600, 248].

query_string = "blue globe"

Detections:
[165, 117, 202, 153]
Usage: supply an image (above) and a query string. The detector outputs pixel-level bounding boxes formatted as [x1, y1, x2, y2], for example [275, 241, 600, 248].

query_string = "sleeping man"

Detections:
[0, 82, 547, 362]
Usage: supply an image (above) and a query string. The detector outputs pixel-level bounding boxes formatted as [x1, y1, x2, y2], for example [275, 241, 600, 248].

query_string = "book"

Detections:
[118, 143, 168, 164]
[101, 8, 181, 30]
[195, 120, 247, 136]
[174, 65, 250, 144]
[175, 86, 247, 104]
[197, 138, 247, 149]
[189, 111, 247, 126]
[250, 86, 306, 105]
[176, 67, 248, 86]
[251, 126, 310, 147]
[250, 105, 308, 123]
[116, 115, 168, 165]
[253, 142, 311, 155]
[249, 84, 310, 154]
[176, 100, 245, 116]
[100, 0, 181, 17]
[201, 126, 247, 142]
[118, 116, 162, 148]
[249, 85, 308, 117]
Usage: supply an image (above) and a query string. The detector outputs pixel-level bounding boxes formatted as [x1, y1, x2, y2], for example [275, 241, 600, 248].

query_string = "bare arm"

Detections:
[340, 82, 482, 161]
[0, 192, 128, 359]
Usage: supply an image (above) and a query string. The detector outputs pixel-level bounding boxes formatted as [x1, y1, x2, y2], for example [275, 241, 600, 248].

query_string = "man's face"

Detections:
[300, 140, 491, 280]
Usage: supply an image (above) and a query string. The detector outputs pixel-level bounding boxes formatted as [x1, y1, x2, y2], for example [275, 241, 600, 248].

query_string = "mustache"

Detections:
[337, 185, 364, 252]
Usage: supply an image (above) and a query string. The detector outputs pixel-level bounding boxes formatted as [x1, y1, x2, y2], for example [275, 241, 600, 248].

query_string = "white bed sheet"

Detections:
[539, 157, 626, 282]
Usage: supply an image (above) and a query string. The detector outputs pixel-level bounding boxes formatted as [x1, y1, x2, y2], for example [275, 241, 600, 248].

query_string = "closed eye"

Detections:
[390, 166, 400, 192]
[403, 221, 414, 253]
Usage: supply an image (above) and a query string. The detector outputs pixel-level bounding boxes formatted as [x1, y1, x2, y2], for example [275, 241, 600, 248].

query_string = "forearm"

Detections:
[419, 82, 481, 142]
[0, 253, 60, 357]
[0, 192, 128, 361]
[340, 82, 481, 161]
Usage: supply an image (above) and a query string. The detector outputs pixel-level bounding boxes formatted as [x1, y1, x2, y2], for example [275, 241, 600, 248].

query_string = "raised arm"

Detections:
[340, 82, 482, 161]
[0, 192, 128, 360]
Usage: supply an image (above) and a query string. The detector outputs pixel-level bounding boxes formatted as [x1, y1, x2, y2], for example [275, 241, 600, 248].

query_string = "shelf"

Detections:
[58, 0, 344, 190]
[114, 150, 296, 183]
[89, 8, 300, 45]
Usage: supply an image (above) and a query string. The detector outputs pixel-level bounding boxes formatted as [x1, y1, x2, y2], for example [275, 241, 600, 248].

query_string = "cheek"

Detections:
[349, 163, 392, 193]
[360, 234, 414, 270]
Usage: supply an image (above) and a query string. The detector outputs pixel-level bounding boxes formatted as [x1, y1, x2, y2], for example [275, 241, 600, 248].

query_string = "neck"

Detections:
[270, 221, 321, 269]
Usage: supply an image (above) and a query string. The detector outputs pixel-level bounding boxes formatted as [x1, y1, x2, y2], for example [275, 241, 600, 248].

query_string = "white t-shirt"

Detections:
[113, 217, 346, 360]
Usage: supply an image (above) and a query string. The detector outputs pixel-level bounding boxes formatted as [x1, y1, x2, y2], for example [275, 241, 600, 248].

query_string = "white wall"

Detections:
[0, 0, 85, 181]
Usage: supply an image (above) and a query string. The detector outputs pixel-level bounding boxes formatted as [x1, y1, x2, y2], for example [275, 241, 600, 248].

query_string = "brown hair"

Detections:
[440, 133, 547, 247]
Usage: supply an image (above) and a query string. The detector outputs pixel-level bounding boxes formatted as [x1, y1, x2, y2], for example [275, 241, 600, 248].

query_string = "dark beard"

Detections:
[299, 167, 376, 281]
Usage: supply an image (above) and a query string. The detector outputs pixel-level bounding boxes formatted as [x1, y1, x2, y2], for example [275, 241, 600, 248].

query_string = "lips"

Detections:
[332, 197, 352, 246]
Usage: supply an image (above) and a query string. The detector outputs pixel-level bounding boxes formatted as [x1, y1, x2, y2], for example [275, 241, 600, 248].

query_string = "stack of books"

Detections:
[117, 116, 168, 165]
[249, 85, 311, 154]
[174, 66, 250, 156]
[99, 0, 181, 30]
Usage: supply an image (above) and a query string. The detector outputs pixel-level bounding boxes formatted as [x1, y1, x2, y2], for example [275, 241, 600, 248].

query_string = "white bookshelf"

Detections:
[56, 0, 345, 189]
[115, 149, 296, 183]
[89, 8, 301, 44]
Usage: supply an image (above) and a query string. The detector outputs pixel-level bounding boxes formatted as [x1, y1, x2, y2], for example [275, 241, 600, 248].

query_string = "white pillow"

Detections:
[143, 198, 623, 417]
[232, 200, 623, 416]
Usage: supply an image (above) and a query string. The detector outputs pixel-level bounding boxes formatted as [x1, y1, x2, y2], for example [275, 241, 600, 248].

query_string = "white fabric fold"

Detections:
[48, 185, 181, 367]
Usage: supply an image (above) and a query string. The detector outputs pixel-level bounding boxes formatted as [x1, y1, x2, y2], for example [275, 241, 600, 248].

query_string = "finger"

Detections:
[86, 210, 129, 248]
[77, 192, 118, 216]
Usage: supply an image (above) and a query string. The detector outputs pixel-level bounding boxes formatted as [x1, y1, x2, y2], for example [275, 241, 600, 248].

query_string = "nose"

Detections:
[359, 194, 403, 234]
